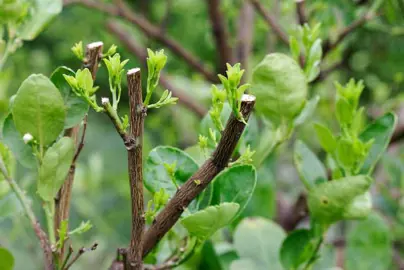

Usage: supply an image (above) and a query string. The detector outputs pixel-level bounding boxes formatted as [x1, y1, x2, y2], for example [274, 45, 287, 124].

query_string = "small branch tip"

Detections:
[127, 68, 141, 75]
[101, 97, 110, 105]
[87, 41, 104, 49]
[242, 94, 256, 102]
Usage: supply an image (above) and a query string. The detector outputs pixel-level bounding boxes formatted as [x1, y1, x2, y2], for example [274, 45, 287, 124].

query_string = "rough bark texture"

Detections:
[142, 95, 256, 257]
[126, 68, 146, 270]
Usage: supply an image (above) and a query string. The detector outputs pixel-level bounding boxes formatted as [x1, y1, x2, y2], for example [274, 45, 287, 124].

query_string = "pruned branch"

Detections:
[63, 0, 218, 83]
[142, 94, 256, 257]
[249, 0, 289, 45]
[295, 0, 307, 25]
[236, 1, 254, 81]
[106, 20, 208, 118]
[206, 0, 233, 74]
[64, 243, 98, 270]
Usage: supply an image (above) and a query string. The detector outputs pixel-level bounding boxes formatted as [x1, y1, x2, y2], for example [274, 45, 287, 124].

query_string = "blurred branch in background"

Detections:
[295, 0, 307, 26]
[106, 20, 208, 118]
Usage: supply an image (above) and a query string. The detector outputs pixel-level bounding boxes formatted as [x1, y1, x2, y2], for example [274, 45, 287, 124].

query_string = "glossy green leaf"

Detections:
[345, 213, 392, 270]
[37, 137, 74, 201]
[50, 66, 89, 128]
[359, 112, 397, 174]
[0, 247, 14, 270]
[251, 53, 307, 126]
[211, 165, 257, 217]
[11, 74, 66, 147]
[144, 146, 199, 196]
[280, 229, 317, 270]
[18, 0, 63, 40]
[314, 123, 337, 153]
[294, 95, 320, 126]
[294, 140, 327, 189]
[232, 217, 286, 270]
[2, 115, 36, 168]
[180, 202, 239, 240]
[308, 175, 373, 224]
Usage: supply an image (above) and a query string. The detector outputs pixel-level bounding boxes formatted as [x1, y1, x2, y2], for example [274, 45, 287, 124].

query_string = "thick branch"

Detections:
[106, 20, 208, 118]
[54, 41, 103, 258]
[249, 0, 289, 45]
[64, 0, 218, 83]
[142, 95, 256, 257]
[295, 0, 307, 25]
[127, 68, 146, 269]
[276, 193, 308, 231]
[206, 0, 233, 74]
[235, 1, 254, 80]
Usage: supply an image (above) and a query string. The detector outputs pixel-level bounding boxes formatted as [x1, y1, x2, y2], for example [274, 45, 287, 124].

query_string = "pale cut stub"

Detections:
[87, 41, 104, 49]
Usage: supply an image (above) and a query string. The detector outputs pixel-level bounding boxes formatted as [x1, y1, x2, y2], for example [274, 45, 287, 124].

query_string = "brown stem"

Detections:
[249, 0, 289, 45]
[295, 0, 307, 25]
[64, 243, 98, 270]
[235, 1, 254, 81]
[126, 68, 146, 269]
[54, 41, 103, 259]
[142, 94, 256, 257]
[277, 193, 308, 231]
[106, 20, 208, 118]
[33, 221, 54, 270]
[206, 0, 234, 74]
[63, 0, 218, 83]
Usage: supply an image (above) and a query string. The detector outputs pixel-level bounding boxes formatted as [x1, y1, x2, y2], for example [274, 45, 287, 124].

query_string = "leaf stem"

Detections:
[303, 237, 323, 270]
[44, 201, 56, 245]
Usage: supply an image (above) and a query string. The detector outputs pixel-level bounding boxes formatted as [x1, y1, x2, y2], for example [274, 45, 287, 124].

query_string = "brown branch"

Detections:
[64, 0, 218, 83]
[65, 243, 98, 270]
[125, 68, 146, 269]
[235, 1, 254, 80]
[54, 41, 103, 260]
[295, 0, 307, 25]
[323, 12, 376, 55]
[142, 94, 256, 257]
[276, 193, 308, 231]
[249, 0, 289, 45]
[206, 0, 234, 74]
[106, 20, 208, 118]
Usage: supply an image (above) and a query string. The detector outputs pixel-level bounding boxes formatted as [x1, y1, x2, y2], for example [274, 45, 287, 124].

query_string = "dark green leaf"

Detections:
[345, 213, 392, 270]
[294, 140, 327, 189]
[0, 247, 14, 270]
[359, 112, 397, 174]
[38, 137, 74, 201]
[50, 66, 89, 128]
[11, 74, 66, 147]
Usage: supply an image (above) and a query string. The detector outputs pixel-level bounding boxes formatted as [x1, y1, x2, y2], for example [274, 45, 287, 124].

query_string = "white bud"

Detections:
[23, 133, 33, 144]
[101, 97, 110, 105]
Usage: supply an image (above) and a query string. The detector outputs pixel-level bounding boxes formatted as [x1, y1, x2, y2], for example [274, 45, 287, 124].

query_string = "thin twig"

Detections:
[106, 20, 208, 118]
[65, 243, 98, 269]
[72, 115, 88, 164]
[295, 0, 307, 25]
[63, 0, 218, 83]
[61, 245, 74, 270]
[142, 94, 256, 257]
[206, 0, 234, 74]
[249, 0, 289, 45]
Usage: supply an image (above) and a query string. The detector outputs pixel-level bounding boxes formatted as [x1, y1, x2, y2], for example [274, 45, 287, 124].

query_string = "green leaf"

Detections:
[280, 229, 317, 270]
[314, 123, 337, 153]
[335, 97, 353, 126]
[308, 175, 373, 224]
[50, 66, 89, 128]
[11, 74, 66, 147]
[232, 217, 286, 270]
[359, 112, 397, 174]
[0, 142, 14, 181]
[211, 165, 257, 218]
[345, 213, 392, 270]
[294, 140, 327, 189]
[336, 138, 356, 170]
[2, 115, 36, 168]
[0, 247, 14, 270]
[144, 146, 199, 196]
[0, 193, 23, 220]
[180, 202, 239, 240]
[294, 95, 320, 126]
[37, 137, 74, 202]
[289, 36, 300, 61]
[18, 0, 63, 40]
[251, 53, 307, 127]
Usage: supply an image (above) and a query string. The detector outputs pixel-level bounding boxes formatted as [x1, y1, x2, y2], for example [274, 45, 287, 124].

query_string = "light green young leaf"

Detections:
[280, 229, 317, 270]
[308, 175, 373, 224]
[314, 123, 337, 153]
[359, 112, 397, 174]
[69, 220, 92, 235]
[11, 74, 66, 147]
[294, 95, 320, 126]
[50, 66, 89, 128]
[251, 53, 307, 127]
[0, 247, 14, 270]
[144, 146, 199, 197]
[294, 140, 327, 189]
[211, 165, 256, 218]
[289, 36, 300, 61]
[335, 97, 354, 126]
[345, 213, 392, 270]
[232, 217, 286, 270]
[38, 137, 74, 202]
[181, 202, 239, 240]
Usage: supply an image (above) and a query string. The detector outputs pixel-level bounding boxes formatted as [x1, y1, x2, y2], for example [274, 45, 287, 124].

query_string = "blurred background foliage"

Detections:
[1, 0, 404, 269]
